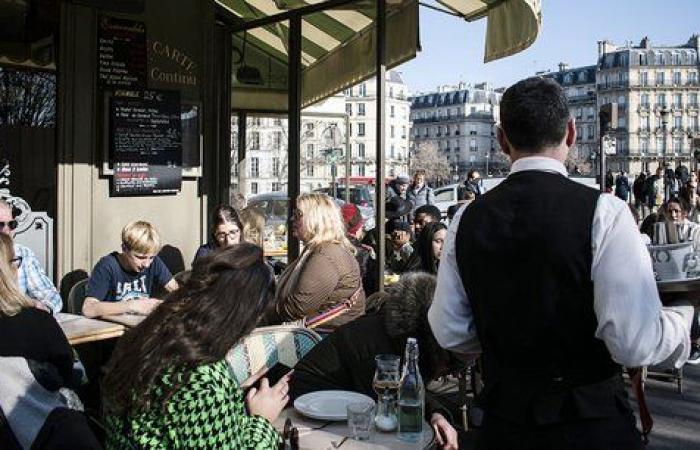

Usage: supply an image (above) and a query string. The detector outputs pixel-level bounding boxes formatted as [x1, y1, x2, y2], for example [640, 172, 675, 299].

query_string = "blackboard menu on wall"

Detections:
[98, 16, 147, 89]
[109, 89, 182, 196]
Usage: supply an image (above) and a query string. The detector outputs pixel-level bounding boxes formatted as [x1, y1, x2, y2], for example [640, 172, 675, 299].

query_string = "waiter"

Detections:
[428, 77, 691, 449]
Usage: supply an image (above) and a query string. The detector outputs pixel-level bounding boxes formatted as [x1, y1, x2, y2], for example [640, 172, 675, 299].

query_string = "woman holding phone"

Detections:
[104, 244, 287, 449]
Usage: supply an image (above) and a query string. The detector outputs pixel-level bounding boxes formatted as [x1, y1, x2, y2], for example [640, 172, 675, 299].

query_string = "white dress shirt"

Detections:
[428, 156, 691, 368]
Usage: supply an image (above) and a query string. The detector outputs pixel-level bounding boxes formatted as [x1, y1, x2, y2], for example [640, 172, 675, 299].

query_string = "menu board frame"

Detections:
[101, 92, 202, 177]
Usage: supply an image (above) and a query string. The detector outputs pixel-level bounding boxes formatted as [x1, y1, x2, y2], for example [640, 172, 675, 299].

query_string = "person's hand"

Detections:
[430, 413, 458, 450]
[126, 298, 162, 315]
[240, 367, 269, 391]
[245, 374, 291, 423]
[32, 300, 50, 313]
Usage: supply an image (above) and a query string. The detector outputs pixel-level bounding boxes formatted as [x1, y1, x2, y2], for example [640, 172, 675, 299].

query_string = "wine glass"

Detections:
[373, 354, 400, 432]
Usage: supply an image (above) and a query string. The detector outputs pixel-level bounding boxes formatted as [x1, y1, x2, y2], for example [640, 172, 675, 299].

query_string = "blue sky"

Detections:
[400, 0, 699, 93]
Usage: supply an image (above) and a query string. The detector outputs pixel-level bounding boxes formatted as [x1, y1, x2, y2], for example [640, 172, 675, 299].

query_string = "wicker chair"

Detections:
[225, 325, 322, 384]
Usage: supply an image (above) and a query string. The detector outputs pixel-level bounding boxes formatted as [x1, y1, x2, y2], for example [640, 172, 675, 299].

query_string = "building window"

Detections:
[359, 83, 367, 97]
[455, 125, 461, 135]
[305, 122, 314, 137]
[469, 124, 476, 135]
[656, 71, 665, 85]
[306, 144, 314, 158]
[576, 126, 582, 141]
[358, 103, 365, 116]
[674, 115, 682, 130]
[250, 182, 258, 194]
[250, 132, 260, 149]
[390, 125, 395, 138]
[274, 117, 282, 126]
[346, 103, 352, 115]
[656, 137, 664, 152]
[656, 93, 666, 107]
[390, 144, 395, 159]
[690, 93, 698, 106]
[389, 87, 394, 98]
[358, 163, 366, 176]
[691, 116, 699, 131]
[271, 182, 281, 192]
[401, 126, 406, 139]
[250, 157, 259, 177]
[640, 72, 648, 86]
[690, 72, 698, 85]
[587, 125, 595, 139]
[640, 137, 649, 154]
[272, 157, 280, 176]
[575, 107, 582, 119]
[673, 94, 683, 108]
[673, 137, 682, 153]
[641, 116, 650, 131]
[306, 164, 314, 177]
[673, 72, 682, 86]
[358, 123, 365, 136]
[358, 143, 365, 158]
[390, 105, 395, 118]
[233, 161, 238, 177]
[273, 131, 282, 148]
[469, 138, 477, 152]
[641, 94, 650, 107]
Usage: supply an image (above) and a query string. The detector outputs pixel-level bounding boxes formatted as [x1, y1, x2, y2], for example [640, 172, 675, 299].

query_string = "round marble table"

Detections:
[274, 408, 435, 450]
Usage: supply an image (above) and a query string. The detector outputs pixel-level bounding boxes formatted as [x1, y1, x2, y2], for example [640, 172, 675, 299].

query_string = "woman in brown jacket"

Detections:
[272, 193, 365, 332]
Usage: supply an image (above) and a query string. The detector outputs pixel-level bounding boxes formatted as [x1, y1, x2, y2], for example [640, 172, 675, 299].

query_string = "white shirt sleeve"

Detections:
[592, 195, 691, 368]
[428, 204, 482, 354]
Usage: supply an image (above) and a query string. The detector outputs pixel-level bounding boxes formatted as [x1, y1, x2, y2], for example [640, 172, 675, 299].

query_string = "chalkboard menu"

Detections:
[98, 16, 147, 89]
[109, 89, 182, 196]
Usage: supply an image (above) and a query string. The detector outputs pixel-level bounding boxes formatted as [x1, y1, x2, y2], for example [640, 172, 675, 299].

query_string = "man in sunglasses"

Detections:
[0, 199, 62, 314]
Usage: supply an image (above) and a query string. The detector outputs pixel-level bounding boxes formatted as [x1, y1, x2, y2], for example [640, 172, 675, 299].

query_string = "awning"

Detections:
[219, 0, 541, 112]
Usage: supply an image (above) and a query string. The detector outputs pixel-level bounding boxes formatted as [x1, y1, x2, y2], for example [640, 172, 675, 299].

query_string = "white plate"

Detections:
[294, 390, 374, 421]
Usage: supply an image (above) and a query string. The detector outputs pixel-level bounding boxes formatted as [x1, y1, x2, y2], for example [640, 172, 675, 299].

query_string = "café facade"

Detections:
[0, 0, 540, 288]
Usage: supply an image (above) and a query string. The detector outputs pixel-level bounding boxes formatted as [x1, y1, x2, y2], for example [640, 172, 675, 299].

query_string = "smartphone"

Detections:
[250, 362, 293, 391]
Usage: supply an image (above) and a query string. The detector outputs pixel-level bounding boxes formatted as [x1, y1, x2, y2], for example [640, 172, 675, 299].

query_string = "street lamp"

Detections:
[660, 106, 669, 202]
[321, 123, 343, 199]
[485, 152, 490, 177]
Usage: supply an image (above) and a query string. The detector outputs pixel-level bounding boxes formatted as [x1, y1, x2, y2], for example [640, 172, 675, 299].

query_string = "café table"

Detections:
[101, 313, 147, 328]
[57, 313, 126, 345]
[273, 409, 435, 450]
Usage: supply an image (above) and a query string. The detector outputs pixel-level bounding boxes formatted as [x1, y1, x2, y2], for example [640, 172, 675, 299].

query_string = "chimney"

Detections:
[558, 62, 569, 72]
[597, 40, 616, 58]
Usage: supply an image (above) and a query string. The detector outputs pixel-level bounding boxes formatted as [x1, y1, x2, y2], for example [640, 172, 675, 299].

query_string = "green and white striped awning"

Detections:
[218, 0, 541, 112]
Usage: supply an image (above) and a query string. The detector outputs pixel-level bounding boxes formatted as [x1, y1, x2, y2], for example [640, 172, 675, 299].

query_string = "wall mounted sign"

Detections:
[98, 16, 147, 89]
[109, 89, 182, 196]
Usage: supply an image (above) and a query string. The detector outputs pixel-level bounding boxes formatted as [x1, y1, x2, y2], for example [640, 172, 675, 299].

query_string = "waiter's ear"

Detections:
[496, 126, 511, 156]
[565, 118, 576, 148]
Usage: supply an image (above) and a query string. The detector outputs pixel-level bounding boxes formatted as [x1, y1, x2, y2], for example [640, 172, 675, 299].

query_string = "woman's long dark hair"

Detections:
[415, 222, 447, 274]
[103, 243, 274, 415]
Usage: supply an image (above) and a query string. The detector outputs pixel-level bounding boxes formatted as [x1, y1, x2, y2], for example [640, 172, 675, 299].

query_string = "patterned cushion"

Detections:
[226, 325, 322, 383]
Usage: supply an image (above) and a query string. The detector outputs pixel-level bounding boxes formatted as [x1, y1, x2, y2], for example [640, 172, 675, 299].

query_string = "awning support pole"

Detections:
[375, 0, 387, 292]
[287, 14, 302, 260]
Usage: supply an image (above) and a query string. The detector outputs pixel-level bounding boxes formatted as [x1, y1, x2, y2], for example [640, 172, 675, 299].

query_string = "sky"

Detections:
[400, 0, 700, 94]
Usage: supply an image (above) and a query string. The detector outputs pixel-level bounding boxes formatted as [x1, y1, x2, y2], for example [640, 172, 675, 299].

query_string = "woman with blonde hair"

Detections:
[239, 206, 266, 247]
[269, 193, 365, 332]
[0, 233, 101, 448]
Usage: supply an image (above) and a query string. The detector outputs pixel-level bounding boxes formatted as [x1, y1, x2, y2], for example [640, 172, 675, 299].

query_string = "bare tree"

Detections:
[0, 68, 56, 127]
[409, 142, 451, 184]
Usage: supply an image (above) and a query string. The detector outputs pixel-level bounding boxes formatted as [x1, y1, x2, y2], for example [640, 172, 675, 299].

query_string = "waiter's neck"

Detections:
[507, 144, 569, 166]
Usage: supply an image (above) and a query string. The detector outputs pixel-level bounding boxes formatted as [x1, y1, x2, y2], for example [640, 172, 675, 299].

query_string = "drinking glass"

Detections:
[373, 354, 400, 432]
[347, 402, 374, 441]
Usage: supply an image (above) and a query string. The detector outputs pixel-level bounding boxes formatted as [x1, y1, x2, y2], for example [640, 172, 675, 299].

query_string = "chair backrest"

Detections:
[226, 325, 322, 383]
[66, 279, 88, 315]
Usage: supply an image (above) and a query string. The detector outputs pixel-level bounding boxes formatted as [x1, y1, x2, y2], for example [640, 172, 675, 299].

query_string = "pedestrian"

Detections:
[407, 169, 435, 211]
[465, 169, 486, 196]
[429, 77, 691, 449]
[614, 170, 631, 202]
[387, 173, 410, 201]
[647, 167, 665, 212]
[632, 172, 647, 218]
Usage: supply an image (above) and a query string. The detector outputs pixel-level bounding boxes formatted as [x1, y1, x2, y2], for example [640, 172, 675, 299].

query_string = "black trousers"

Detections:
[475, 412, 644, 450]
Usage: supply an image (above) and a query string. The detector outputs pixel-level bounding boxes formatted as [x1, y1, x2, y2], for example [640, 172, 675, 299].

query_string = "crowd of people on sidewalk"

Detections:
[1, 76, 696, 450]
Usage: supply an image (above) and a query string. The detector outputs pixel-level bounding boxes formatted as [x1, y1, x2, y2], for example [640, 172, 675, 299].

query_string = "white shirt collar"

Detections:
[509, 156, 568, 177]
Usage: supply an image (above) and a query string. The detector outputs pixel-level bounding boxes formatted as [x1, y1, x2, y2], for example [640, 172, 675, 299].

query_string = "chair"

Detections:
[226, 325, 322, 384]
[66, 279, 88, 315]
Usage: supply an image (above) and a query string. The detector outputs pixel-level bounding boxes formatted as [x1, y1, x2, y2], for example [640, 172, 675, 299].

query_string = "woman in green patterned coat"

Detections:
[103, 243, 287, 449]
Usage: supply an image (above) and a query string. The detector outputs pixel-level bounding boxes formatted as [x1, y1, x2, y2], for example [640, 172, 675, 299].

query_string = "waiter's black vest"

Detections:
[456, 170, 625, 425]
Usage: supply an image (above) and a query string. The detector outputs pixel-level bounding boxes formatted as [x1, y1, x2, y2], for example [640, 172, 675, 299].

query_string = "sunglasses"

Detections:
[9, 256, 22, 269]
[0, 220, 18, 231]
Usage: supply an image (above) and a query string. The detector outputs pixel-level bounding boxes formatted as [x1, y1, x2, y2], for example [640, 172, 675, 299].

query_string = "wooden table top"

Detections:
[101, 313, 147, 328]
[273, 408, 434, 450]
[57, 313, 126, 345]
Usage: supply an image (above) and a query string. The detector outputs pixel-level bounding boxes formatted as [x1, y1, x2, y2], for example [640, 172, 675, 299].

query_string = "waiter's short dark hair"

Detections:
[500, 77, 570, 153]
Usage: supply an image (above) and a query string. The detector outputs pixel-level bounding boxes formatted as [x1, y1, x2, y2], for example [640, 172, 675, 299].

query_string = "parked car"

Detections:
[433, 183, 461, 218]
